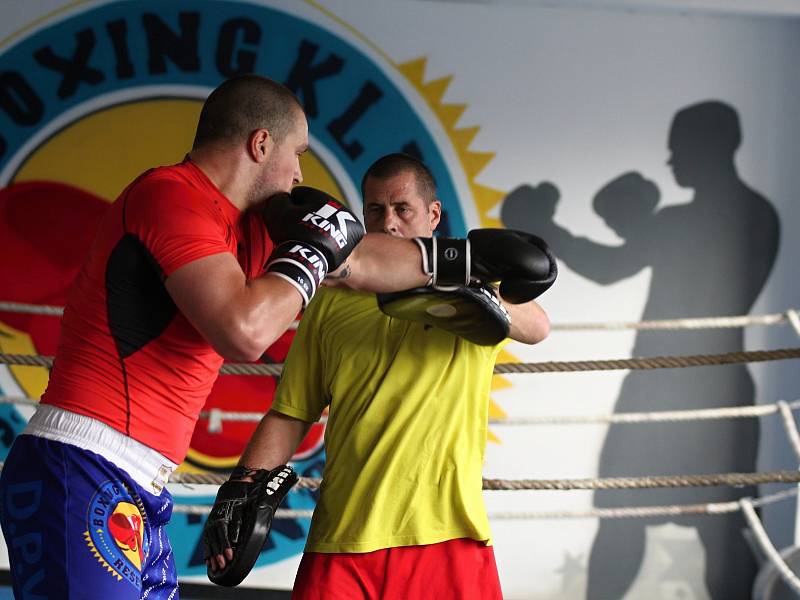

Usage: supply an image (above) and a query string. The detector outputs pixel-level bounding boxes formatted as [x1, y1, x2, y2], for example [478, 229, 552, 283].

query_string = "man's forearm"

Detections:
[324, 233, 429, 292]
[238, 410, 312, 470]
[505, 298, 550, 344]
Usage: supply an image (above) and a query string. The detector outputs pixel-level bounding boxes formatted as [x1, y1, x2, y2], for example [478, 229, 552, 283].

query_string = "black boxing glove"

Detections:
[414, 229, 557, 303]
[262, 187, 365, 306]
[469, 229, 557, 303]
[204, 465, 298, 587]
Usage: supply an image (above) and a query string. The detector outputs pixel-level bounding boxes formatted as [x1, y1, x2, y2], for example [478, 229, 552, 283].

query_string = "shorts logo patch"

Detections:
[84, 481, 148, 588]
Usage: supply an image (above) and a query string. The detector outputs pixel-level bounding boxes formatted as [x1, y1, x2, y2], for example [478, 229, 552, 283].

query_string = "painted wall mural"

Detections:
[1, 1, 799, 598]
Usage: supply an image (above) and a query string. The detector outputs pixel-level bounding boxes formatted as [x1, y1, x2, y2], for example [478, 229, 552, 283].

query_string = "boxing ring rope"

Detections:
[0, 301, 64, 316]
[178, 396, 800, 592]
[3, 301, 799, 334]
[778, 400, 800, 462]
[0, 453, 792, 499]
[4, 396, 800, 430]
[552, 308, 800, 335]
[0, 396, 36, 408]
[2, 347, 800, 376]
[1, 310, 799, 492]
[168, 487, 799, 522]
[3, 301, 800, 590]
[0, 301, 299, 330]
[489, 402, 800, 426]
[741, 498, 800, 595]
[162, 469, 800, 490]
[198, 399, 800, 429]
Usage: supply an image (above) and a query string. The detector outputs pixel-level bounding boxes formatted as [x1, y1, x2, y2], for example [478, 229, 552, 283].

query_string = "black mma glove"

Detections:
[203, 465, 298, 587]
[414, 229, 557, 303]
[377, 283, 510, 346]
[262, 187, 365, 306]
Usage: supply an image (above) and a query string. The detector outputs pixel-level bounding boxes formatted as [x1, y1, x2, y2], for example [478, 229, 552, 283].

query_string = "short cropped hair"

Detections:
[361, 153, 437, 205]
[192, 74, 303, 149]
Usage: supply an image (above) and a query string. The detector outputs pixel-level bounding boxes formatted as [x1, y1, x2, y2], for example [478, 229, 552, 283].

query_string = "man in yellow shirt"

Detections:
[206, 154, 553, 598]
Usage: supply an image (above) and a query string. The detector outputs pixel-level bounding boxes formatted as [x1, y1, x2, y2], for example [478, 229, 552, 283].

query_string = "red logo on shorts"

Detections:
[108, 511, 145, 568]
[85, 482, 148, 588]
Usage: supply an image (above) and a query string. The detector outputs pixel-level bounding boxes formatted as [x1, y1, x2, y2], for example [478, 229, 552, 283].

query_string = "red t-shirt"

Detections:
[41, 159, 272, 462]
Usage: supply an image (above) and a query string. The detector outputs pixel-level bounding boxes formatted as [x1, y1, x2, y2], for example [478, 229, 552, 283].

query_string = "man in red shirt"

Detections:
[0, 75, 432, 599]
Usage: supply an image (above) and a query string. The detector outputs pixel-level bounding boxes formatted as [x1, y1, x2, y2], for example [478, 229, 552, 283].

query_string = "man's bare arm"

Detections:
[238, 410, 313, 470]
[166, 253, 303, 362]
[504, 298, 550, 344]
[323, 233, 429, 292]
[206, 410, 312, 572]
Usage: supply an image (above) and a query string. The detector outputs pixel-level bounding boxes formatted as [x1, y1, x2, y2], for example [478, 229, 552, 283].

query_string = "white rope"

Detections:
[170, 488, 798, 521]
[0, 301, 63, 316]
[2, 300, 797, 333]
[202, 406, 788, 429]
[0, 301, 298, 329]
[493, 401, 800, 426]
[6, 396, 800, 428]
[787, 309, 800, 338]
[489, 488, 799, 520]
[777, 400, 800, 462]
[551, 309, 799, 332]
[0, 396, 39, 407]
[741, 498, 800, 595]
[202, 408, 267, 433]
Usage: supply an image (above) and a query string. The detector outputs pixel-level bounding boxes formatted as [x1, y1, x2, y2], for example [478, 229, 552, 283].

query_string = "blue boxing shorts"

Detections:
[0, 405, 179, 599]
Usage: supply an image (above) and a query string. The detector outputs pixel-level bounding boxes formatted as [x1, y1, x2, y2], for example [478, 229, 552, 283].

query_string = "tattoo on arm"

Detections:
[327, 264, 351, 280]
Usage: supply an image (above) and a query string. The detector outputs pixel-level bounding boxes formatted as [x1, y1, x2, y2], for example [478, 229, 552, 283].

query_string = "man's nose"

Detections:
[382, 212, 399, 235]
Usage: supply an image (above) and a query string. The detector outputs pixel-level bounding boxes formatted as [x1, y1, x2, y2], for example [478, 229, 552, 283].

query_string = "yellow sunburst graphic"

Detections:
[397, 57, 506, 229]
[396, 57, 519, 443]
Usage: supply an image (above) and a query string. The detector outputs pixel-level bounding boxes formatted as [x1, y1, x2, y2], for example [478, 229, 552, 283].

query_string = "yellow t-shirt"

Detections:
[271, 287, 504, 553]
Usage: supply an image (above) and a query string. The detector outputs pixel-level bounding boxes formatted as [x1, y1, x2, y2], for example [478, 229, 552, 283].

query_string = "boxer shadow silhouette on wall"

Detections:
[501, 101, 780, 599]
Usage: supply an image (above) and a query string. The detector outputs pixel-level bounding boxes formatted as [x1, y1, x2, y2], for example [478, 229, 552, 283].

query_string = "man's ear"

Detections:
[429, 199, 442, 231]
[248, 129, 271, 162]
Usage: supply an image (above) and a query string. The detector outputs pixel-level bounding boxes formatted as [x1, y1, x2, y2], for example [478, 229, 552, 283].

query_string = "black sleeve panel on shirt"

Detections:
[104, 172, 233, 359]
[106, 233, 177, 359]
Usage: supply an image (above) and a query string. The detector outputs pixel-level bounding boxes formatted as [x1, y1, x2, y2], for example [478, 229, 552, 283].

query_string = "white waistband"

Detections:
[24, 404, 177, 496]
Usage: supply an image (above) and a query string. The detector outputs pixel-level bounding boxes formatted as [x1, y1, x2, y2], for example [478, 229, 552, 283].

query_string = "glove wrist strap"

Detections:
[413, 237, 470, 288]
[266, 241, 329, 307]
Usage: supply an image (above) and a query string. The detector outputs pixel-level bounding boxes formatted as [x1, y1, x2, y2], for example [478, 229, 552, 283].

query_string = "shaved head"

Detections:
[193, 74, 304, 149]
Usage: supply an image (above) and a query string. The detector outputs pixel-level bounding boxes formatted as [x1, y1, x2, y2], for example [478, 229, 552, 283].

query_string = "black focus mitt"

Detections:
[377, 283, 510, 346]
[204, 465, 298, 587]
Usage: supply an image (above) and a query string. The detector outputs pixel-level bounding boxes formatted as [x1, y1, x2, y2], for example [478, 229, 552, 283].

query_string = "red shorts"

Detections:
[291, 538, 503, 600]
